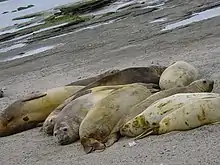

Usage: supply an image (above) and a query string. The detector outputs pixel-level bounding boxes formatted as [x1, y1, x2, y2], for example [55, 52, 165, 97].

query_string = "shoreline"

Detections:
[0, 0, 220, 164]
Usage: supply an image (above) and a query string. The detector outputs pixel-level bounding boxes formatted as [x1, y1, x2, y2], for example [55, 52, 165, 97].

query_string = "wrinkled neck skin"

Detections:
[153, 66, 167, 75]
[189, 83, 213, 93]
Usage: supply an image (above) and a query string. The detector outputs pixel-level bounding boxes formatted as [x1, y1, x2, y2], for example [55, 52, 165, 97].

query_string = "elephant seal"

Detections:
[43, 83, 160, 135]
[159, 61, 199, 90]
[74, 65, 167, 94]
[79, 83, 156, 154]
[66, 69, 120, 86]
[53, 88, 121, 145]
[121, 92, 220, 139]
[120, 79, 214, 137]
[0, 85, 84, 137]
[150, 95, 220, 136]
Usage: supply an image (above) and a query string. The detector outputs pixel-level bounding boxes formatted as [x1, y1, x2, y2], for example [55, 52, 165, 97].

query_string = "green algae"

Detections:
[58, 0, 114, 15]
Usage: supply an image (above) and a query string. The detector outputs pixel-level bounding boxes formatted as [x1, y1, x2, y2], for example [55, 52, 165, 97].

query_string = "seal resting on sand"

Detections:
[120, 79, 214, 137]
[43, 84, 159, 136]
[145, 94, 220, 137]
[79, 83, 156, 154]
[159, 61, 199, 90]
[53, 86, 122, 145]
[74, 65, 167, 94]
[66, 69, 120, 86]
[121, 92, 219, 139]
[0, 85, 84, 137]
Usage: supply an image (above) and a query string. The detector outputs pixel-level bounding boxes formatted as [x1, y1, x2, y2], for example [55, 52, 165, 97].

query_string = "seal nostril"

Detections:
[63, 128, 68, 132]
[23, 116, 29, 121]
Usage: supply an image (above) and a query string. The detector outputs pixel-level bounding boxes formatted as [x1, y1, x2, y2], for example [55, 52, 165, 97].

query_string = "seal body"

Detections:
[0, 85, 84, 137]
[159, 61, 199, 90]
[79, 83, 154, 154]
[53, 88, 118, 145]
[43, 84, 159, 135]
[156, 96, 220, 135]
[66, 69, 120, 86]
[120, 92, 219, 138]
[120, 79, 214, 137]
[44, 84, 131, 136]
[76, 65, 167, 93]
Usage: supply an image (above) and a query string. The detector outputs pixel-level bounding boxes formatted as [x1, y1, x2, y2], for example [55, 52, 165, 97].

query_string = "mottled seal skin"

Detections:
[159, 61, 199, 90]
[79, 83, 156, 154]
[66, 69, 120, 86]
[43, 83, 160, 136]
[120, 79, 214, 137]
[121, 92, 219, 139]
[155, 95, 220, 136]
[53, 88, 119, 145]
[0, 85, 84, 137]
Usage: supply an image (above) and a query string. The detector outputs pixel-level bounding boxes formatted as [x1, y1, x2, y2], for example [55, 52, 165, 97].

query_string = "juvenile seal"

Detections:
[43, 83, 159, 135]
[74, 65, 167, 94]
[79, 83, 155, 154]
[120, 79, 214, 137]
[0, 85, 84, 137]
[147, 95, 220, 136]
[53, 88, 120, 145]
[66, 69, 120, 86]
[121, 92, 220, 139]
[159, 61, 199, 90]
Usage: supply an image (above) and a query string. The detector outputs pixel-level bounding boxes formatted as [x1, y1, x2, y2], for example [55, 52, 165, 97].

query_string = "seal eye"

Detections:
[63, 128, 68, 132]
[203, 80, 207, 83]
[23, 116, 29, 121]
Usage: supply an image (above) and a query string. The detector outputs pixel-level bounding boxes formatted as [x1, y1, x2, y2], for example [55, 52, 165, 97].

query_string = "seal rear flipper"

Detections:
[105, 132, 120, 147]
[22, 93, 47, 102]
[81, 138, 105, 154]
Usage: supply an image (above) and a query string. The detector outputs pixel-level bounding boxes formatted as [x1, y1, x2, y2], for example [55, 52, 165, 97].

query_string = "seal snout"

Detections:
[54, 127, 73, 145]
[0, 119, 9, 137]
[208, 80, 214, 90]
[43, 118, 55, 135]
[201, 79, 214, 92]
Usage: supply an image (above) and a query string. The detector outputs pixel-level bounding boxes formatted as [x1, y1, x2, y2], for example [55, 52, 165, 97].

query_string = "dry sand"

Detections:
[0, 0, 220, 164]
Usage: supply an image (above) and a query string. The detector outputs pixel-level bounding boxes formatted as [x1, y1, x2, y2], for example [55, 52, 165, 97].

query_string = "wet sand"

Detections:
[0, 0, 220, 164]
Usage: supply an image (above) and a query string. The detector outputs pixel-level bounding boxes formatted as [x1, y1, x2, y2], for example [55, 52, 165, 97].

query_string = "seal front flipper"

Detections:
[22, 93, 47, 102]
[81, 138, 105, 154]
[104, 132, 120, 147]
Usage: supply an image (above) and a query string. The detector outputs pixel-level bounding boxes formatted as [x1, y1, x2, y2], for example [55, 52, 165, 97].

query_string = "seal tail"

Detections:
[134, 128, 154, 140]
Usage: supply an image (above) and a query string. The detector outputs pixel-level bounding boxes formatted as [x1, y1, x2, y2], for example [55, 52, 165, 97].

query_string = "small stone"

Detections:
[0, 89, 4, 98]
[159, 151, 164, 154]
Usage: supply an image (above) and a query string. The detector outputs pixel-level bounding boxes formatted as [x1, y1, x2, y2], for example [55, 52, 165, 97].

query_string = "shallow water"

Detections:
[0, 44, 61, 62]
[0, 0, 81, 30]
[0, 43, 26, 53]
[162, 6, 220, 31]
[150, 17, 167, 23]
[47, 19, 118, 40]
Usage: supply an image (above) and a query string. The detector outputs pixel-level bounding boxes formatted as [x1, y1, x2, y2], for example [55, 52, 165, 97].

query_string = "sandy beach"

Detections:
[0, 0, 220, 164]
